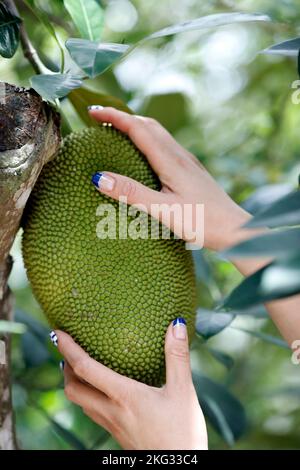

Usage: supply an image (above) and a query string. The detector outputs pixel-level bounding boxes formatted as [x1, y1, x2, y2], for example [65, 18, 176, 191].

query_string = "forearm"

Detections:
[219, 208, 300, 346]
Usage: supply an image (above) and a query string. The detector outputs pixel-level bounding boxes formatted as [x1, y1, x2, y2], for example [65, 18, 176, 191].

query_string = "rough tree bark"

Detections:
[0, 82, 60, 449]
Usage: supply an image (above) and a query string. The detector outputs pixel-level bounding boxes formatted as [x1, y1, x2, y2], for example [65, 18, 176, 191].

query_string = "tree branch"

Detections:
[4, 0, 49, 74]
[0, 82, 61, 449]
[0, 256, 17, 450]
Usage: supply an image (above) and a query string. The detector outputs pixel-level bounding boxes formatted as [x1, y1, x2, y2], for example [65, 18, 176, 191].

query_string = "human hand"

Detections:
[89, 106, 251, 251]
[88, 108, 300, 353]
[55, 319, 208, 450]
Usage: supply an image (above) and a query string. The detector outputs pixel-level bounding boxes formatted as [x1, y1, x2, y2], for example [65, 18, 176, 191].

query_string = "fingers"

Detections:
[92, 171, 188, 237]
[92, 171, 173, 214]
[88, 106, 184, 183]
[164, 318, 193, 391]
[56, 330, 130, 401]
[63, 362, 115, 431]
[64, 362, 108, 408]
[89, 106, 141, 135]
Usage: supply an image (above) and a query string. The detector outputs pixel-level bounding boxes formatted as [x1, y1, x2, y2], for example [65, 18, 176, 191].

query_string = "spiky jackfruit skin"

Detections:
[22, 126, 196, 386]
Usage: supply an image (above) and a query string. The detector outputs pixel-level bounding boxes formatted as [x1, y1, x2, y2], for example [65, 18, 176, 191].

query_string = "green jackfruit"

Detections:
[22, 125, 196, 386]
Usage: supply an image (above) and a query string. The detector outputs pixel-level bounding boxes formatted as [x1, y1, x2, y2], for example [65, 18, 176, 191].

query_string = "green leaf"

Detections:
[222, 254, 300, 310]
[15, 309, 49, 339]
[65, 12, 270, 80]
[89, 428, 110, 449]
[245, 190, 300, 228]
[231, 327, 289, 349]
[206, 347, 234, 370]
[193, 373, 247, 445]
[222, 227, 300, 258]
[36, 407, 87, 450]
[30, 73, 82, 101]
[64, 0, 103, 41]
[50, 418, 87, 450]
[0, 3, 21, 58]
[192, 250, 212, 282]
[196, 309, 234, 339]
[68, 87, 132, 126]
[143, 92, 189, 134]
[144, 12, 271, 41]
[232, 305, 268, 318]
[0, 320, 27, 334]
[243, 184, 293, 215]
[24, 0, 65, 72]
[66, 38, 129, 78]
[261, 37, 300, 57]
[21, 330, 51, 367]
[15, 310, 52, 367]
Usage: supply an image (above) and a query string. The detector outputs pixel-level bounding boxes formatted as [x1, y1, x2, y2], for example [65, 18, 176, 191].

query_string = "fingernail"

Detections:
[88, 105, 104, 110]
[59, 360, 65, 371]
[91, 172, 115, 191]
[172, 317, 187, 340]
[49, 330, 58, 347]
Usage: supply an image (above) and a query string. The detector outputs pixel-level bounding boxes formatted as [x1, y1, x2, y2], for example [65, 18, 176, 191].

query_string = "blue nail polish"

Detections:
[173, 317, 186, 326]
[49, 330, 58, 347]
[92, 172, 102, 188]
[59, 360, 65, 371]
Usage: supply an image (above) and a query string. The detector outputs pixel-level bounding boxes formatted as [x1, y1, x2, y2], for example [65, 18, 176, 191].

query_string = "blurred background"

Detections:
[2, 0, 300, 450]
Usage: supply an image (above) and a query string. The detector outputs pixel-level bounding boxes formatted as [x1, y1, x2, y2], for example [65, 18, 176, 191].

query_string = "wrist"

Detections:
[213, 205, 272, 276]
[213, 206, 253, 252]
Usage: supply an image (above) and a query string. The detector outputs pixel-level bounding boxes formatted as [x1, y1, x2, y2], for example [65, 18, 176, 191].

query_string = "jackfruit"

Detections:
[22, 125, 196, 386]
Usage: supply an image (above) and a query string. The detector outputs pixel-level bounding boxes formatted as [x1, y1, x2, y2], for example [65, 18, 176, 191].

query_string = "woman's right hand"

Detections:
[89, 106, 300, 346]
[89, 106, 251, 252]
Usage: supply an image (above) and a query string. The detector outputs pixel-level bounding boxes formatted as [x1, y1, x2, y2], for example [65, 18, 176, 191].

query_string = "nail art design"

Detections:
[91, 172, 115, 191]
[173, 317, 187, 339]
[59, 360, 65, 371]
[173, 317, 186, 326]
[49, 330, 58, 347]
[88, 105, 104, 110]
[92, 172, 102, 188]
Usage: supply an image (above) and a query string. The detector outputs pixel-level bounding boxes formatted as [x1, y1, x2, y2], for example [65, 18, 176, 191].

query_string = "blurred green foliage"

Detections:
[2, 0, 300, 450]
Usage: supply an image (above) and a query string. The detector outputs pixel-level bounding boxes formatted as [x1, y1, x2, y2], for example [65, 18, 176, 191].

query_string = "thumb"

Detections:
[91, 171, 170, 215]
[164, 318, 192, 390]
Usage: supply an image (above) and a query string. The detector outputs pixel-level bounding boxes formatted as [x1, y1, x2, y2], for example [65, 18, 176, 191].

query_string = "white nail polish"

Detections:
[49, 330, 58, 347]
[99, 174, 115, 191]
[88, 105, 104, 110]
[173, 317, 187, 340]
[92, 172, 115, 192]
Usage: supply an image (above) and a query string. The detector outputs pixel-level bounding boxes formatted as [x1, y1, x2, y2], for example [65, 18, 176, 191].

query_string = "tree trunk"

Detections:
[0, 82, 60, 449]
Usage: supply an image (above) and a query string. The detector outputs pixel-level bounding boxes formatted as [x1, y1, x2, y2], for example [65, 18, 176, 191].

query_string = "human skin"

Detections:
[54, 107, 300, 450]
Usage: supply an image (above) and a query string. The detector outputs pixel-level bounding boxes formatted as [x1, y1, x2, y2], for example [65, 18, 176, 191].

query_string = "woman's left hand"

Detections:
[54, 320, 208, 450]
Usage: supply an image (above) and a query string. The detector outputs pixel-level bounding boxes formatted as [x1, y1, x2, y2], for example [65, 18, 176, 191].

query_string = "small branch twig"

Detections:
[4, 0, 49, 74]
[19, 23, 49, 74]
